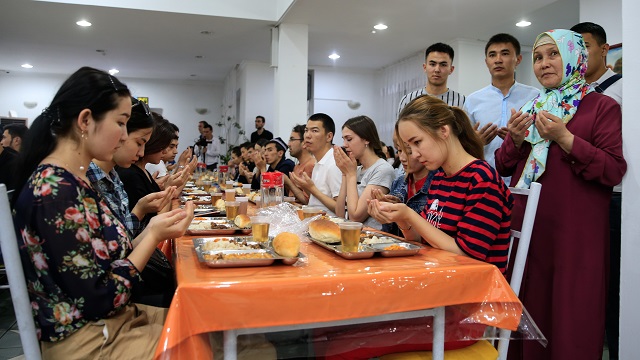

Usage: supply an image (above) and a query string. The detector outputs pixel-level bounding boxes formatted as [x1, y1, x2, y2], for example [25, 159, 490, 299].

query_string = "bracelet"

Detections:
[397, 222, 412, 231]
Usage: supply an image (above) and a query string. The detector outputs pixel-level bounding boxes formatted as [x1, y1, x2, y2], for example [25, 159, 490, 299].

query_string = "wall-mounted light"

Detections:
[313, 98, 361, 110]
[23, 101, 38, 109]
[195, 108, 209, 115]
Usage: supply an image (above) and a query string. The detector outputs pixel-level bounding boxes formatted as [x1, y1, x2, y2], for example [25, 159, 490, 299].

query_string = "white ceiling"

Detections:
[0, 0, 579, 82]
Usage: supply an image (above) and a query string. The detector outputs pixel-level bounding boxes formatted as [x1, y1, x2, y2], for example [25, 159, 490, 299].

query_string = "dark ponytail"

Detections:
[342, 115, 386, 160]
[397, 95, 484, 160]
[13, 67, 130, 202]
[449, 107, 484, 160]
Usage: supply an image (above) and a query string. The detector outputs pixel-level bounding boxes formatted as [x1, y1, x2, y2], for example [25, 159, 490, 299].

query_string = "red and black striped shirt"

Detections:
[421, 160, 513, 273]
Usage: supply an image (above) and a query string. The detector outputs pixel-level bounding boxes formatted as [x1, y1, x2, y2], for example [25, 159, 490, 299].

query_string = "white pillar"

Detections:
[273, 23, 308, 139]
[448, 38, 489, 97]
[619, 0, 639, 357]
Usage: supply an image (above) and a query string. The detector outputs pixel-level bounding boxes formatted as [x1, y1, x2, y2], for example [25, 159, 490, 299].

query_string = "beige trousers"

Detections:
[41, 304, 167, 360]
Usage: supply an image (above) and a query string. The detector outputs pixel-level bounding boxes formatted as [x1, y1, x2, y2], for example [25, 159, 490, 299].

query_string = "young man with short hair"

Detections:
[1, 123, 28, 152]
[463, 33, 539, 173]
[284, 124, 316, 204]
[291, 113, 342, 216]
[250, 115, 274, 143]
[571, 22, 622, 105]
[250, 137, 295, 189]
[397, 42, 465, 115]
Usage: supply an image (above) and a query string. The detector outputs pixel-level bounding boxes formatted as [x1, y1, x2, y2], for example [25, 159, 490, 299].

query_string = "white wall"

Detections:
[580, 0, 622, 44]
[0, 73, 223, 155]
[450, 39, 490, 97]
[310, 66, 382, 145]
[121, 77, 223, 154]
[237, 61, 275, 140]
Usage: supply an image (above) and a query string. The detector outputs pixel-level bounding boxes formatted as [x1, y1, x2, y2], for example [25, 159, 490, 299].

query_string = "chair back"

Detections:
[497, 182, 542, 360]
[0, 184, 42, 360]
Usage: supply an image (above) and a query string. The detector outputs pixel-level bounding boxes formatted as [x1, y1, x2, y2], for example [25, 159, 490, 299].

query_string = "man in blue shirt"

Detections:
[464, 33, 539, 174]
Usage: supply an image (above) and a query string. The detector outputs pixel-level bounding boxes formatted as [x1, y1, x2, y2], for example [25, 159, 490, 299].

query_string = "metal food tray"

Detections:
[309, 231, 421, 259]
[187, 218, 251, 235]
[181, 195, 212, 205]
[193, 237, 305, 267]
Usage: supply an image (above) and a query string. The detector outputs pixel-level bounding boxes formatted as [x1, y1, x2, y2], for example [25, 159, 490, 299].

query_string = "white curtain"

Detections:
[377, 52, 424, 144]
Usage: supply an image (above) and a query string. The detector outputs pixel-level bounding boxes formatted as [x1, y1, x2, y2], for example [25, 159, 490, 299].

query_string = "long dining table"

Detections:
[153, 233, 523, 358]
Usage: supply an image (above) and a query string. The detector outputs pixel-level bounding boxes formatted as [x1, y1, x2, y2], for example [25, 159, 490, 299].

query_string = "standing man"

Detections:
[1, 123, 28, 152]
[291, 113, 342, 216]
[195, 124, 221, 170]
[196, 121, 208, 142]
[284, 124, 316, 204]
[397, 42, 465, 115]
[571, 21, 622, 360]
[464, 33, 539, 173]
[250, 115, 274, 143]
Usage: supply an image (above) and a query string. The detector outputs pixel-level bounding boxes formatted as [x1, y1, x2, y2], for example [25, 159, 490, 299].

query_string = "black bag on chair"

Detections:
[133, 248, 176, 308]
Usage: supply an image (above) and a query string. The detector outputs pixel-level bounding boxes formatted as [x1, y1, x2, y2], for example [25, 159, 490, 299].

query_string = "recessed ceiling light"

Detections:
[76, 20, 92, 27]
[195, 55, 204, 59]
[21, 63, 33, 69]
[108, 69, 119, 75]
[373, 23, 388, 30]
[371, 30, 376, 34]
[200, 30, 214, 36]
[328, 53, 340, 60]
[516, 20, 531, 27]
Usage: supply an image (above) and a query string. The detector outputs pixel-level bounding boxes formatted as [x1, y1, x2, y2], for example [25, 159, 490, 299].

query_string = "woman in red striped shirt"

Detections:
[370, 95, 513, 273]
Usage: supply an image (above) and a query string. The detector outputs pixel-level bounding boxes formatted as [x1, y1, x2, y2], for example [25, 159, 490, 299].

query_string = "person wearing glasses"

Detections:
[284, 124, 315, 203]
[11, 67, 194, 359]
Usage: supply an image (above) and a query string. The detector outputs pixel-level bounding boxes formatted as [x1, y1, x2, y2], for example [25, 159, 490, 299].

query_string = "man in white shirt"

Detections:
[195, 123, 221, 170]
[291, 113, 342, 216]
[571, 21, 622, 360]
[397, 42, 465, 116]
[464, 33, 539, 174]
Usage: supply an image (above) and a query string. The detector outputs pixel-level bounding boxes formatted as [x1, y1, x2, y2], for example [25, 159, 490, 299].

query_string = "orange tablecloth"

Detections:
[154, 233, 523, 359]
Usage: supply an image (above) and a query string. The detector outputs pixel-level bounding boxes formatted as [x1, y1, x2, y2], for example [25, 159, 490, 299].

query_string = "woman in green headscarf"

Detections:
[495, 29, 626, 359]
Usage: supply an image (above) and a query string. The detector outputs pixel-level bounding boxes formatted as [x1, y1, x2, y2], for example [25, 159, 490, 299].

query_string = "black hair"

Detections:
[127, 97, 155, 134]
[256, 115, 265, 123]
[570, 22, 607, 45]
[342, 115, 386, 160]
[292, 124, 305, 140]
[425, 43, 454, 61]
[203, 124, 213, 131]
[387, 145, 395, 159]
[256, 138, 269, 147]
[240, 142, 252, 150]
[3, 123, 28, 140]
[231, 146, 242, 157]
[307, 113, 336, 140]
[144, 113, 176, 156]
[485, 33, 522, 56]
[14, 66, 130, 197]
[198, 120, 210, 126]
[170, 123, 179, 133]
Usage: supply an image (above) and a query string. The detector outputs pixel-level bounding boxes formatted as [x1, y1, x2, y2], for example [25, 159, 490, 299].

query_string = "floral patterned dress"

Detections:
[12, 164, 142, 342]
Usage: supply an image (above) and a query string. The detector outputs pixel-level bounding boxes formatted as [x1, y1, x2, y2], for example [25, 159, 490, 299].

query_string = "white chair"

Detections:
[0, 184, 42, 360]
[380, 182, 542, 360]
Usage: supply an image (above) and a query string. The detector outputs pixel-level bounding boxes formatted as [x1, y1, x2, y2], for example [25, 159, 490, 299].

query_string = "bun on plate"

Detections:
[235, 187, 244, 195]
[234, 214, 251, 228]
[215, 199, 226, 210]
[308, 219, 341, 243]
[272, 232, 300, 257]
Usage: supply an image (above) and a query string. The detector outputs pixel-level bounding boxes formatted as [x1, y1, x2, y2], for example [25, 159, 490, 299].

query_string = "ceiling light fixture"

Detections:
[371, 30, 376, 34]
[76, 20, 92, 27]
[373, 23, 388, 30]
[21, 63, 33, 69]
[108, 69, 119, 75]
[516, 20, 531, 27]
[328, 53, 340, 60]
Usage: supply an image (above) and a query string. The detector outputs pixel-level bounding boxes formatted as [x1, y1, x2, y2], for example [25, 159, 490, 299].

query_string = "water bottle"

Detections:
[260, 172, 284, 208]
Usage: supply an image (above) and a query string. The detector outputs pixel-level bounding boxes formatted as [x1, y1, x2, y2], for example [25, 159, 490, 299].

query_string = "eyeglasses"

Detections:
[131, 97, 152, 118]
[289, 138, 303, 142]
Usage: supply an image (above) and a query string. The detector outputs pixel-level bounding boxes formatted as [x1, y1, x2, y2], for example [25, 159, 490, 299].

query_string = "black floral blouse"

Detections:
[12, 165, 142, 342]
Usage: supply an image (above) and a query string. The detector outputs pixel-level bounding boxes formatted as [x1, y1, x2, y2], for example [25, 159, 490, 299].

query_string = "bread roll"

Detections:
[235, 187, 244, 195]
[215, 199, 226, 210]
[272, 232, 300, 257]
[234, 214, 251, 228]
[308, 219, 341, 243]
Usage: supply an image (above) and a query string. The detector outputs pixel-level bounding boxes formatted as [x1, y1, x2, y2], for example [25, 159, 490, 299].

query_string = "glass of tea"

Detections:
[225, 201, 240, 220]
[250, 216, 270, 242]
[225, 189, 236, 202]
[302, 206, 323, 219]
[339, 222, 362, 252]
[211, 192, 223, 206]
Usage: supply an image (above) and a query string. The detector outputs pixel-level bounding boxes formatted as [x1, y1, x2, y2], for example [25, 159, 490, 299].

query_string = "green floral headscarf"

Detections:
[515, 29, 593, 189]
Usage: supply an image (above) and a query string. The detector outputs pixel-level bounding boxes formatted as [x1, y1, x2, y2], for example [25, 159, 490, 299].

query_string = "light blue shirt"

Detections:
[464, 82, 539, 177]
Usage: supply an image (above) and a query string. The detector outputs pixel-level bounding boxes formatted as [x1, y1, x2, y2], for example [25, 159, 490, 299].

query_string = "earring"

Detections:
[365, 143, 369, 148]
[79, 131, 86, 171]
